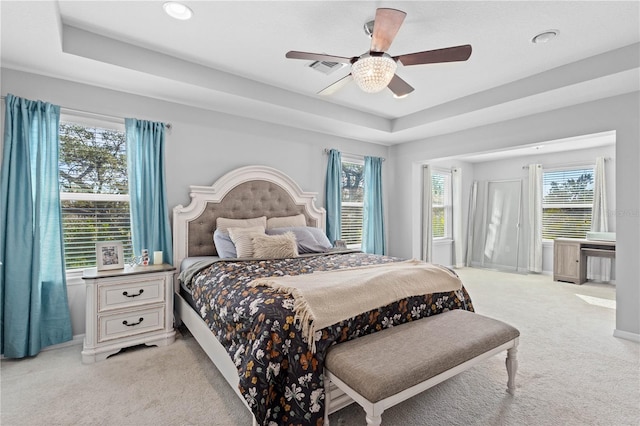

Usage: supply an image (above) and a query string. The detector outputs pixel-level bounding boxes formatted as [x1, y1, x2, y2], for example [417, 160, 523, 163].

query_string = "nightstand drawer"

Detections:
[97, 306, 165, 343]
[98, 277, 165, 312]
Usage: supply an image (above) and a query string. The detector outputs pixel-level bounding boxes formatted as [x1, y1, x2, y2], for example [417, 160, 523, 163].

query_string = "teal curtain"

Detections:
[125, 119, 172, 265]
[362, 156, 386, 255]
[0, 94, 72, 358]
[325, 149, 342, 244]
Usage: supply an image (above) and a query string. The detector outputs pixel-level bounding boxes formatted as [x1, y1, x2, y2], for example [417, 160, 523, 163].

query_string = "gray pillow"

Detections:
[213, 229, 237, 258]
[266, 227, 332, 254]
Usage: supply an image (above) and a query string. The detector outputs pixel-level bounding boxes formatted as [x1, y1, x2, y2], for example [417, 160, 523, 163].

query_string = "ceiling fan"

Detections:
[285, 8, 472, 98]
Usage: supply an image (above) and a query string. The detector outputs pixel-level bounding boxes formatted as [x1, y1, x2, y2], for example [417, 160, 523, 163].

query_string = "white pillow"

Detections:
[266, 214, 306, 230]
[228, 226, 265, 258]
[217, 216, 267, 233]
[252, 232, 299, 259]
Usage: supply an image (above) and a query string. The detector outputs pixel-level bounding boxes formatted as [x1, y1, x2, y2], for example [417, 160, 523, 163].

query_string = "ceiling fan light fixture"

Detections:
[351, 53, 397, 93]
[163, 2, 193, 20]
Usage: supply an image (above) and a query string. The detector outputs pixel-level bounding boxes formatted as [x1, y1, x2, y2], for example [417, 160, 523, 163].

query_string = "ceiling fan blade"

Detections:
[370, 8, 407, 53]
[387, 74, 414, 98]
[318, 74, 353, 96]
[394, 44, 472, 66]
[286, 51, 353, 64]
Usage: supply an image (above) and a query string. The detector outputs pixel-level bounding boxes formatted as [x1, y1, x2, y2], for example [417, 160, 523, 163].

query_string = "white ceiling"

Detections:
[1, 1, 639, 148]
[458, 130, 616, 163]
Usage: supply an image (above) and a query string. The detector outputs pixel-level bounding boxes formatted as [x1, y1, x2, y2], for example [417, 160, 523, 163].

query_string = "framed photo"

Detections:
[96, 241, 125, 271]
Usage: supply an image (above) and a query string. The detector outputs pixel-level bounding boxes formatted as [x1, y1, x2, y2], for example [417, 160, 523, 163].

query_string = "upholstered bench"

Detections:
[323, 309, 520, 425]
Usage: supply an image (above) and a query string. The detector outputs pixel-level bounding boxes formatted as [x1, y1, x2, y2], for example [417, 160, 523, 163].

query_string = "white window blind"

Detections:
[59, 122, 133, 269]
[432, 171, 452, 239]
[542, 167, 594, 240]
[340, 160, 364, 247]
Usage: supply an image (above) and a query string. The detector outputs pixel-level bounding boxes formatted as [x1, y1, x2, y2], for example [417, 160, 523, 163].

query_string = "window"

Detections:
[542, 167, 594, 240]
[432, 170, 452, 239]
[341, 159, 364, 247]
[59, 121, 133, 269]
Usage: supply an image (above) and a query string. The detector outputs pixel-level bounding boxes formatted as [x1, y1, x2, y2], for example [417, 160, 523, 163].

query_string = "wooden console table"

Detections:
[553, 238, 615, 284]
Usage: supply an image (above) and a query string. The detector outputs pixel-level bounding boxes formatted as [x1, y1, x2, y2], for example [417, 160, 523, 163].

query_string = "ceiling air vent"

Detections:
[308, 60, 346, 75]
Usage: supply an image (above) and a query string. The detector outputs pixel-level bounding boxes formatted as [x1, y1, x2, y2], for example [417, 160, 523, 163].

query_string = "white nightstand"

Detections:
[81, 263, 176, 363]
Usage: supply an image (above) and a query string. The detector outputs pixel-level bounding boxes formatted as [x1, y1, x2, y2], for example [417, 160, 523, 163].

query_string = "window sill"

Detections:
[66, 268, 89, 287]
[66, 268, 87, 278]
[433, 238, 453, 245]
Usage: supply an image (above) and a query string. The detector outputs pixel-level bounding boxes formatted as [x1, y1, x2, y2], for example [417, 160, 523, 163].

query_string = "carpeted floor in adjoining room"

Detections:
[1, 268, 638, 426]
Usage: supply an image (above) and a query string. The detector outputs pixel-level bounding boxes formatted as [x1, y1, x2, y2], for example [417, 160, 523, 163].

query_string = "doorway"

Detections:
[468, 179, 526, 272]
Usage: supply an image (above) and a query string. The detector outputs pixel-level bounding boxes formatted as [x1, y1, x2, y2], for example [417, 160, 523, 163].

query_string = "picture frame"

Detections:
[95, 241, 125, 271]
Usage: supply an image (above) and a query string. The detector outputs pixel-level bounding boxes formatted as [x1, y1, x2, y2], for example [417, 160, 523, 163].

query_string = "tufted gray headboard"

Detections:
[173, 165, 326, 268]
[187, 180, 319, 257]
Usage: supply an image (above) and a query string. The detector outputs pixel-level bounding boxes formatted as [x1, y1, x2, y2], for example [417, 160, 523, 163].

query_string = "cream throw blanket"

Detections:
[249, 259, 462, 352]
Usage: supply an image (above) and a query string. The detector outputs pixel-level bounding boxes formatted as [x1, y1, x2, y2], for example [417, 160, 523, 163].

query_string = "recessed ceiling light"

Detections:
[531, 30, 559, 44]
[163, 2, 193, 20]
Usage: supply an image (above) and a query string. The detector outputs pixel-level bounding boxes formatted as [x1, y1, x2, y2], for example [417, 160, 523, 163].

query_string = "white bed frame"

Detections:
[172, 165, 352, 425]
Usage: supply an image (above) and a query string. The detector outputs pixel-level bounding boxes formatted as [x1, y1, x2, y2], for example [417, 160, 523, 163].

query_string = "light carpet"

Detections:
[1, 268, 638, 425]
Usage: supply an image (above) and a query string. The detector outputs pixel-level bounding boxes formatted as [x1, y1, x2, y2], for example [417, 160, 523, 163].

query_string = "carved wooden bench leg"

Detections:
[506, 346, 518, 395]
[365, 414, 383, 425]
[324, 379, 331, 426]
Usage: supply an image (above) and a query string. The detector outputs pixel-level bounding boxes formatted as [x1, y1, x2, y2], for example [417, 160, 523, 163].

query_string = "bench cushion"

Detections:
[325, 309, 520, 403]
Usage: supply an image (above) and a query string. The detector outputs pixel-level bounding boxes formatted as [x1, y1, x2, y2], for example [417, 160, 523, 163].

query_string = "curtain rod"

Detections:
[1, 95, 172, 130]
[522, 157, 611, 170]
[323, 148, 386, 161]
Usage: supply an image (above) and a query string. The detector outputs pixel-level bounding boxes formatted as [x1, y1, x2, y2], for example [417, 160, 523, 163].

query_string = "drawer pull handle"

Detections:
[122, 318, 144, 327]
[123, 289, 144, 298]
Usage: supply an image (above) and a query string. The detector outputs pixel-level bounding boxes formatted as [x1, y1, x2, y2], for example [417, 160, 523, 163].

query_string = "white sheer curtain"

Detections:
[528, 164, 543, 273]
[452, 168, 464, 267]
[422, 165, 433, 262]
[588, 157, 611, 281]
[465, 181, 478, 267]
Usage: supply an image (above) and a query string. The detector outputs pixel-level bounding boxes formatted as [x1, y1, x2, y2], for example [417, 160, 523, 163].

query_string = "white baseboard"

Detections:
[613, 329, 640, 343]
[1, 335, 84, 359]
[41, 334, 84, 352]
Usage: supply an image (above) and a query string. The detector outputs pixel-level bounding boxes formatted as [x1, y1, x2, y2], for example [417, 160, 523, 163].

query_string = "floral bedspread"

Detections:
[185, 252, 474, 426]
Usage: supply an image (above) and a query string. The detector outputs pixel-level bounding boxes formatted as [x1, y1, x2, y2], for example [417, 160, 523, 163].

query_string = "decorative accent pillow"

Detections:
[213, 229, 237, 258]
[252, 232, 299, 259]
[266, 227, 332, 253]
[228, 226, 266, 258]
[266, 214, 306, 230]
[217, 216, 267, 233]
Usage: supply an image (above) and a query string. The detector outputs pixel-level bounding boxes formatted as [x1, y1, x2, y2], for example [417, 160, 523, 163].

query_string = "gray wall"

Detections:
[2, 68, 638, 340]
[0, 69, 390, 212]
[417, 144, 616, 274]
[471, 144, 616, 274]
[390, 92, 639, 339]
[1, 68, 390, 336]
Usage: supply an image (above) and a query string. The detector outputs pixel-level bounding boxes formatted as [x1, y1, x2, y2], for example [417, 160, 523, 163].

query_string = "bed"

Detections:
[172, 165, 474, 426]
